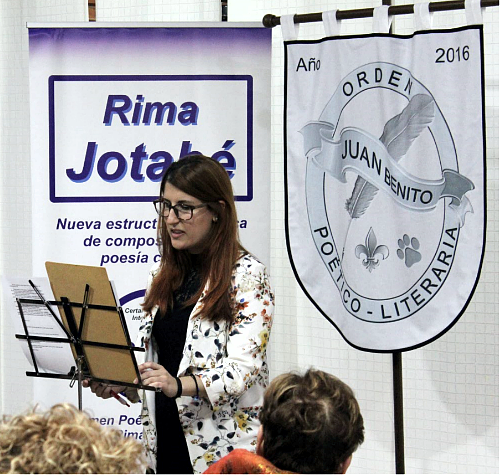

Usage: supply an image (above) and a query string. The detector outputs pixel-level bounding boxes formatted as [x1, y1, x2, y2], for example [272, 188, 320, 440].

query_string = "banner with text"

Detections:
[29, 24, 271, 436]
[285, 26, 485, 352]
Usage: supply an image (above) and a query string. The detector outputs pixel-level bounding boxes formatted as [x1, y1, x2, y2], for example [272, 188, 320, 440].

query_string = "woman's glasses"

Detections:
[153, 198, 209, 220]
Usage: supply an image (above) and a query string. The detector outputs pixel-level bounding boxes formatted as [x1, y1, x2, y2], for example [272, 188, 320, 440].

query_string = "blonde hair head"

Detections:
[0, 403, 145, 474]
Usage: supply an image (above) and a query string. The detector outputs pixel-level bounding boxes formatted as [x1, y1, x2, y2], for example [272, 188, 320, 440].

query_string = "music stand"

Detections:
[15, 273, 158, 411]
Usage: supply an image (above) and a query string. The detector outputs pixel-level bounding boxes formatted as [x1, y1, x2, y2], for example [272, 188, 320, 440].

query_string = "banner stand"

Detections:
[393, 352, 405, 473]
[283, 18, 486, 475]
[15, 280, 158, 411]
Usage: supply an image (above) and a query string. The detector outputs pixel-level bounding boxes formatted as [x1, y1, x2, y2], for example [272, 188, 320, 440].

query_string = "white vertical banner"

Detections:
[29, 24, 271, 435]
[285, 26, 485, 352]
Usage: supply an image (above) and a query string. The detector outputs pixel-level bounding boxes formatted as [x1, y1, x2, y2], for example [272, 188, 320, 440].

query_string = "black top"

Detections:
[152, 267, 201, 474]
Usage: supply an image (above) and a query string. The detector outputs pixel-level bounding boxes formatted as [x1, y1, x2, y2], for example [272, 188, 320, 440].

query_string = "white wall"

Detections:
[0, 1, 497, 474]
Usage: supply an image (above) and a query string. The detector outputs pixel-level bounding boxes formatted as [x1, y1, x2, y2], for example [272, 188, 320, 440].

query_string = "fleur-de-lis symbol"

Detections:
[355, 227, 389, 272]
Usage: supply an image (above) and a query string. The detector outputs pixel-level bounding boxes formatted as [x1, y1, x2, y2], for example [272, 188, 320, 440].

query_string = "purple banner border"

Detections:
[48, 74, 254, 203]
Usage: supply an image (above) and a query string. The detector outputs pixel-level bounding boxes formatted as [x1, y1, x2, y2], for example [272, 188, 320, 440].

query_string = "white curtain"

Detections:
[0, 0, 86, 415]
[96, 0, 221, 21]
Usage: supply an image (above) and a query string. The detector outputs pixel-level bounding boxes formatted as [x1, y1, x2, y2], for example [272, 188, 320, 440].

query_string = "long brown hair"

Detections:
[142, 155, 245, 323]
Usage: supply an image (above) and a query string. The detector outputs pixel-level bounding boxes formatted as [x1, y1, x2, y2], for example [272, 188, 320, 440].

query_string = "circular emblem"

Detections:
[302, 63, 474, 323]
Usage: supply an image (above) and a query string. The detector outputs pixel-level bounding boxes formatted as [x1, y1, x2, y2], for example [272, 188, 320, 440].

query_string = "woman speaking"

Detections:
[85, 155, 274, 474]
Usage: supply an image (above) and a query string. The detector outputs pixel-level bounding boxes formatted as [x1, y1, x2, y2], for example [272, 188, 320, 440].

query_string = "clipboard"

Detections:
[45, 261, 143, 386]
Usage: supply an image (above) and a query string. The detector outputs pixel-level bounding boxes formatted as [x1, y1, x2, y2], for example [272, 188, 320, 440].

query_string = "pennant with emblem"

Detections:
[285, 27, 485, 351]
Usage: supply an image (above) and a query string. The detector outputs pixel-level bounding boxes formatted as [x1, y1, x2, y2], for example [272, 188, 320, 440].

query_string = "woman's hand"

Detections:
[82, 380, 127, 399]
[135, 361, 179, 398]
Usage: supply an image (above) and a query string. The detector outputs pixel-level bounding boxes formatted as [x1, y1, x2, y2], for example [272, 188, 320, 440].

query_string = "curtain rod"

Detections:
[262, 0, 499, 28]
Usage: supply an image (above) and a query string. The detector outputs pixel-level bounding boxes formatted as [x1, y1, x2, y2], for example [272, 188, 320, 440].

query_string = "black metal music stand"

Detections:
[15, 280, 158, 411]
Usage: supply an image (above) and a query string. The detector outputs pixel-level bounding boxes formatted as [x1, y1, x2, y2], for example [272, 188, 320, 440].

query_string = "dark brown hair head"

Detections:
[259, 369, 364, 473]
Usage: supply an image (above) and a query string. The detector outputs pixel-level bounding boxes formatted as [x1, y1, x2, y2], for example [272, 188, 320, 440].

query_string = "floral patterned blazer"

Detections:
[129, 253, 274, 474]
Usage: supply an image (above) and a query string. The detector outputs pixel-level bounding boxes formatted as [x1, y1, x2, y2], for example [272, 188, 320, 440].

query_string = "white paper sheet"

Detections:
[1, 276, 75, 374]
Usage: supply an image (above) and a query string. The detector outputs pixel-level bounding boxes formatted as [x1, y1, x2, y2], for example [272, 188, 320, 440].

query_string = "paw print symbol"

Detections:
[397, 235, 421, 268]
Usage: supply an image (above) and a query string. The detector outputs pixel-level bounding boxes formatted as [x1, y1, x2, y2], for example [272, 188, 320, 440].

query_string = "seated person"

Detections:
[0, 403, 145, 474]
[204, 368, 364, 474]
